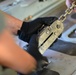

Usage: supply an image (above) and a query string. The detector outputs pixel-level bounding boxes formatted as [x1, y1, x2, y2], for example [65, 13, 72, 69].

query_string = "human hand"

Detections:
[27, 34, 48, 71]
[66, 0, 73, 7]
[18, 17, 57, 43]
[66, 0, 76, 11]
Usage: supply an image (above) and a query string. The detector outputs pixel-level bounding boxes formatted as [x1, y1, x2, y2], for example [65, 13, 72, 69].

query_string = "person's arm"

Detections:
[0, 30, 37, 74]
[0, 10, 23, 34]
[0, 10, 58, 40]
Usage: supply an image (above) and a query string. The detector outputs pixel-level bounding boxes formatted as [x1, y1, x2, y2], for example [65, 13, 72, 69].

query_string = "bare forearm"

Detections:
[0, 30, 37, 74]
[0, 10, 23, 34]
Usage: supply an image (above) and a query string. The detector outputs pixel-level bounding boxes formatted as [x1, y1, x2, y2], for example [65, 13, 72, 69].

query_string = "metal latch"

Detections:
[38, 1, 76, 54]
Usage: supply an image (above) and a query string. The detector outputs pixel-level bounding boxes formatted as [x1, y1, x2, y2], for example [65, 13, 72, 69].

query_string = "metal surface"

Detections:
[43, 49, 76, 75]
[3, 0, 65, 20]
[60, 24, 76, 43]
[49, 39, 76, 56]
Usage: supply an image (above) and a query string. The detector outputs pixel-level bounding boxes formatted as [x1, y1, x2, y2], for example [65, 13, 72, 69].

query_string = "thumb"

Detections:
[29, 34, 38, 46]
[27, 34, 43, 61]
[66, 0, 74, 8]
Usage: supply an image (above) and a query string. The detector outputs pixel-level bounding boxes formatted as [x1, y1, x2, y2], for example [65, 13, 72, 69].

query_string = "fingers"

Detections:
[29, 34, 38, 44]
[66, 0, 76, 12]
[66, 0, 75, 7]
[41, 17, 58, 26]
[28, 34, 38, 49]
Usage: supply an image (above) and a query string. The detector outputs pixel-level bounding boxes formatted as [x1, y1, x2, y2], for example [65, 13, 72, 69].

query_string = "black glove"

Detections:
[27, 34, 42, 60]
[18, 17, 58, 43]
[27, 34, 48, 71]
[19, 34, 59, 75]
[27, 35, 60, 75]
